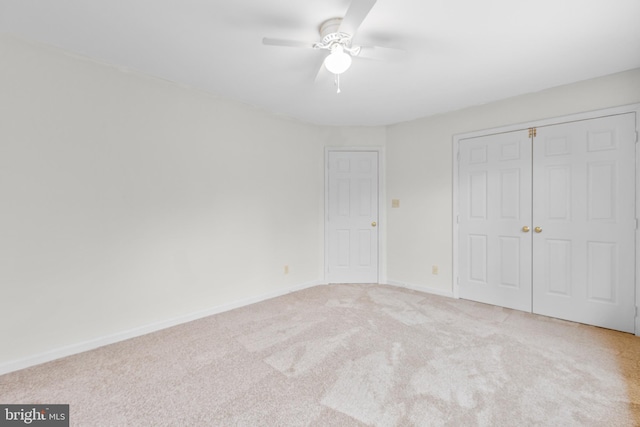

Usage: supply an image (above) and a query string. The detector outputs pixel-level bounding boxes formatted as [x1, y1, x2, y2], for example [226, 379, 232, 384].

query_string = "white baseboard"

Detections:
[386, 280, 455, 299]
[0, 280, 322, 376]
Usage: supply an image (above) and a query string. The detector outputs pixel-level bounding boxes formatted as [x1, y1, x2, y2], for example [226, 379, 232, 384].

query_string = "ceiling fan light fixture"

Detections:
[324, 44, 352, 75]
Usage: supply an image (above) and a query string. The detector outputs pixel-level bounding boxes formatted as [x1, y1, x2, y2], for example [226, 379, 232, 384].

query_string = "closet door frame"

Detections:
[452, 103, 640, 336]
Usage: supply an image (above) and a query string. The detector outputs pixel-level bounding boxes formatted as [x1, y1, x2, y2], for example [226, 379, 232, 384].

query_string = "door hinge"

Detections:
[528, 127, 537, 138]
[635, 131, 639, 143]
[457, 150, 460, 161]
[456, 214, 460, 224]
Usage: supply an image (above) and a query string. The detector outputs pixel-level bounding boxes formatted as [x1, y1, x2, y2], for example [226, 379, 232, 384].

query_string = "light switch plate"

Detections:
[391, 199, 400, 208]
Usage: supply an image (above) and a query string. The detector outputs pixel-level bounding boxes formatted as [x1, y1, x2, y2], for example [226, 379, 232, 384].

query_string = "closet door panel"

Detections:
[532, 113, 636, 333]
[459, 131, 532, 311]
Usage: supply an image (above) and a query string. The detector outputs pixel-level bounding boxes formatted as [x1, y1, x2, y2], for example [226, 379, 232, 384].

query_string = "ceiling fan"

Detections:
[262, 0, 404, 93]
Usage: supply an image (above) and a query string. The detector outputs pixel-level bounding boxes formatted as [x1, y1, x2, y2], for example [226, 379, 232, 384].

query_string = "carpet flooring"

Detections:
[1, 284, 639, 426]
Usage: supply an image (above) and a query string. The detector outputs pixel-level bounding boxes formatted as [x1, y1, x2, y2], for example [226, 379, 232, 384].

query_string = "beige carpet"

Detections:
[1, 284, 639, 426]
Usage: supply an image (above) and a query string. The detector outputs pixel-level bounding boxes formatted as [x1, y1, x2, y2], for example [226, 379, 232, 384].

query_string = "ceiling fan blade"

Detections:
[262, 37, 315, 49]
[314, 64, 329, 83]
[339, 0, 377, 37]
[357, 45, 407, 61]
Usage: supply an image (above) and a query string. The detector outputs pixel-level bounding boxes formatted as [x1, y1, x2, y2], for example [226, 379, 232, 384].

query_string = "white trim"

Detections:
[0, 280, 323, 376]
[452, 103, 640, 335]
[387, 280, 455, 298]
[452, 134, 461, 299]
[324, 146, 386, 284]
[453, 103, 640, 141]
[636, 105, 640, 337]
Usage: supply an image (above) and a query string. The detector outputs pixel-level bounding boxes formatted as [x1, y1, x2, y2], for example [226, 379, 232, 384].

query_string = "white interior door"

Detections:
[532, 113, 636, 333]
[458, 131, 533, 311]
[327, 151, 379, 284]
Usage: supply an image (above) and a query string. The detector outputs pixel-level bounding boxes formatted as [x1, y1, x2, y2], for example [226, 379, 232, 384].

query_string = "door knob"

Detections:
[534, 226, 542, 233]
[522, 226, 530, 233]
[371, 221, 377, 227]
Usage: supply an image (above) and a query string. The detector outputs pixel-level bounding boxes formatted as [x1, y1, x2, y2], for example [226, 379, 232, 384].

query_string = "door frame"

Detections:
[452, 103, 640, 335]
[324, 147, 386, 284]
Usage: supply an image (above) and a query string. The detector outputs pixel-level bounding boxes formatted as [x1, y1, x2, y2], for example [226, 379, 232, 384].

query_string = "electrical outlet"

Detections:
[284, 265, 289, 275]
[432, 265, 438, 275]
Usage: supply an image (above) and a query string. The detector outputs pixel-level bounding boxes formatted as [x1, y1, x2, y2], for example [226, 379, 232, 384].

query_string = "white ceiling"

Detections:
[1, 0, 639, 126]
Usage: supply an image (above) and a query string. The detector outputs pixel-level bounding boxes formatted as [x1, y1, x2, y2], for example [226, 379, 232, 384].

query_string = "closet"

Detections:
[456, 111, 636, 333]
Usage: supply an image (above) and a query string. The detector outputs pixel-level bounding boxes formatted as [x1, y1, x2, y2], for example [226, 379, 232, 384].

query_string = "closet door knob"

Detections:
[371, 221, 377, 227]
[522, 226, 530, 232]
[534, 227, 542, 233]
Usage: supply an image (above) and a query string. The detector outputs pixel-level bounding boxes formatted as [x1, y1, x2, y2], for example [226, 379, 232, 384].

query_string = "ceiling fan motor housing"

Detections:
[315, 17, 360, 56]
[319, 18, 343, 38]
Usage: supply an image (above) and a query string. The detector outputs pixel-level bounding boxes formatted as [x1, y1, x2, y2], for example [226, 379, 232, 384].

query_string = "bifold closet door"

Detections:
[458, 131, 533, 311]
[532, 113, 636, 333]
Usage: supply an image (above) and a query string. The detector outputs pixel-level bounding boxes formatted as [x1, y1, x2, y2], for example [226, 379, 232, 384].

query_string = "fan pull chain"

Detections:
[334, 74, 341, 94]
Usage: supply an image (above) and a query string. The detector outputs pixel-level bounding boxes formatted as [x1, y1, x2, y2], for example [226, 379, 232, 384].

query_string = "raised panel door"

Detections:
[532, 113, 636, 333]
[327, 151, 379, 283]
[458, 131, 532, 311]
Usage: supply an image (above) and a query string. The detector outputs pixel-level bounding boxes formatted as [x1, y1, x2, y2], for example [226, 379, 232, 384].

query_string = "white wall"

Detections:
[0, 34, 388, 370]
[386, 68, 640, 294]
